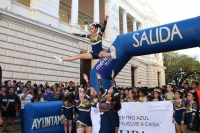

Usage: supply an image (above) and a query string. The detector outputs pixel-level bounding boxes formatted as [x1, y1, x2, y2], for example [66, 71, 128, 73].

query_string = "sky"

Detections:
[134, 0, 200, 60]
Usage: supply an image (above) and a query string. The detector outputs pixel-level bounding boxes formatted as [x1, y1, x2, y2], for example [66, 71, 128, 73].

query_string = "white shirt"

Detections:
[19, 93, 32, 109]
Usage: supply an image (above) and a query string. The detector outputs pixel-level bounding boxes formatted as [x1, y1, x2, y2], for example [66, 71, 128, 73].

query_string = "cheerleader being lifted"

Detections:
[55, 15, 116, 63]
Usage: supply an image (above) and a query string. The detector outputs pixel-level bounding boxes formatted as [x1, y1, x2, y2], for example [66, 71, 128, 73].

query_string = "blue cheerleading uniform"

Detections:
[97, 78, 120, 129]
[75, 96, 92, 128]
[74, 21, 107, 59]
[185, 101, 199, 131]
[93, 101, 115, 133]
[62, 101, 74, 120]
[173, 99, 186, 125]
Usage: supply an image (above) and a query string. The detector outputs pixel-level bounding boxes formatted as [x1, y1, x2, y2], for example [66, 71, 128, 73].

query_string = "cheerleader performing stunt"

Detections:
[55, 15, 116, 63]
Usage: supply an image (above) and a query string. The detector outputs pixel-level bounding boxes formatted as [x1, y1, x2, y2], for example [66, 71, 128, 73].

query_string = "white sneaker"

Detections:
[54, 55, 63, 63]
[110, 46, 116, 59]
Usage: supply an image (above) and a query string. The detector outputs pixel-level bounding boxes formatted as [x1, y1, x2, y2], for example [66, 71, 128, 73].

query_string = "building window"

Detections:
[59, 11, 71, 23]
[17, 0, 30, 7]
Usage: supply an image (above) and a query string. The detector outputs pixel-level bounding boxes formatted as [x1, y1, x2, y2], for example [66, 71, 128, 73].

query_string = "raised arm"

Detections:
[96, 73, 107, 98]
[74, 77, 79, 95]
[111, 70, 117, 88]
[99, 15, 108, 36]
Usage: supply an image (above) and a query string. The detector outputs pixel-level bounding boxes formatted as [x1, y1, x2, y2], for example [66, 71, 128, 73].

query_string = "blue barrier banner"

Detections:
[90, 16, 200, 91]
[24, 101, 64, 133]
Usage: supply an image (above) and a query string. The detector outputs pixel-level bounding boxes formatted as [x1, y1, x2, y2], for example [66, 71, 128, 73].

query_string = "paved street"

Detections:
[4, 118, 21, 133]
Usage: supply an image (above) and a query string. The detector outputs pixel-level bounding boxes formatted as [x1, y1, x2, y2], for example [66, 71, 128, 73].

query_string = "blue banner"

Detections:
[24, 101, 64, 133]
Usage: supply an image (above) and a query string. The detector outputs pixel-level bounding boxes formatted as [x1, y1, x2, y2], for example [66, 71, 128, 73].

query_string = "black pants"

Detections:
[20, 109, 24, 132]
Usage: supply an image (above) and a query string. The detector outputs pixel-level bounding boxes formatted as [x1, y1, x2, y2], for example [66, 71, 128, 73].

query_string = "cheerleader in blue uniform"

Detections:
[62, 92, 75, 133]
[55, 15, 116, 63]
[74, 74, 96, 133]
[165, 84, 175, 101]
[96, 70, 121, 133]
[152, 89, 162, 102]
[185, 90, 199, 133]
[173, 90, 187, 133]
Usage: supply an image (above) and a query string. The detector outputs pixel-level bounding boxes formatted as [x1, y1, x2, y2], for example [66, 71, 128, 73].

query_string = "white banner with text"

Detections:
[91, 101, 175, 133]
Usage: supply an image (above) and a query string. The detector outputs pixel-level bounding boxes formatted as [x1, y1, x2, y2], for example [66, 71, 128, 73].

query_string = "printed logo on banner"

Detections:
[95, 57, 119, 77]
[31, 115, 63, 130]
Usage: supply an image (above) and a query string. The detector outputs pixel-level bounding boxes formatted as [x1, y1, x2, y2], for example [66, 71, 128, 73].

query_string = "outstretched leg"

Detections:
[99, 46, 116, 59]
[55, 53, 93, 63]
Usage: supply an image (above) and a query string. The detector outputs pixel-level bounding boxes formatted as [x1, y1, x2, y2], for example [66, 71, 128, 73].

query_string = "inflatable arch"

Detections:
[90, 16, 200, 90]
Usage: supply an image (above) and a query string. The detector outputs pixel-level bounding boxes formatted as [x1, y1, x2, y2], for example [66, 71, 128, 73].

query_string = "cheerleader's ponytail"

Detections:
[90, 22, 102, 29]
[108, 92, 121, 115]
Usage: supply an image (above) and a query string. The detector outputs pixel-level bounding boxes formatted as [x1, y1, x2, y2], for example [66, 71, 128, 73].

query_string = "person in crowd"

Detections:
[64, 82, 68, 88]
[54, 91, 62, 101]
[43, 86, 54, 101]
[33, 84, 38, 97]
[124, 88, 129, 100]
[147, 88, 154, 101]
[43, 82, 49, 90]
[133, 87, 139, 96]
[55, 15, 116, 63]
[38, 84, 44, 93]
[93, 70, 121, 133]
[73, 74, 95, 133]
[96, 70, 120, 133]
[67, 81, 74, 92]
[120, 91, 125, 102]
[16, 82, 23, 95]
[6, 87, 20, 131]
[138, 88, 149, 102]
[185, 90, 199, 133]
[184, 83, 191, 92]
[26, 81, 33, 91]
[35, 89, 43, 102]
[127, 90, 137, 102]
[1, 86, 9, 132]
[159, 88, 165, 100]
[61, 91, 75, 133]
[5, 80, 12, 94]
[12, 80, 17, 89]
[191, 82, 198, 91]
[173, 90, 187, 133]
[165, 84, 175, 100]
[161, 85, 167, 93]
[19, 88, 34, 133]
[153, 89, 162, 101]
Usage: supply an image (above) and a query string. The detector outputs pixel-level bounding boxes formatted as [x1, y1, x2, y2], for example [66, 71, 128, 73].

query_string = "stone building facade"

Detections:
[0, 0, 165, 87]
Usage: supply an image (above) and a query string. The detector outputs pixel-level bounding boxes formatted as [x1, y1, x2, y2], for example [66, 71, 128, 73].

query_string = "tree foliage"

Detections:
[163, 51, 200, 86]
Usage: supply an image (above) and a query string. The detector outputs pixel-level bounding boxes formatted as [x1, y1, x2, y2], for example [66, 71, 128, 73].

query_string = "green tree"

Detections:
[163, 51, 200, 87]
